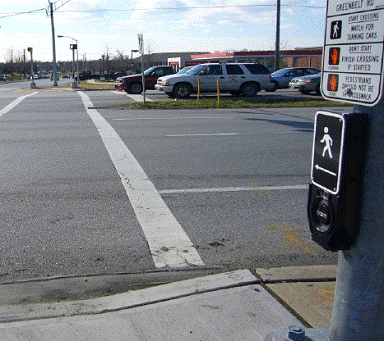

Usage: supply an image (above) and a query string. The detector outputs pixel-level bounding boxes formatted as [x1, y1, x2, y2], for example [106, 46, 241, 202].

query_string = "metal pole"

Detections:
[76, 41, 79, 83]
[50, 2, 58, 86]
[141, 54, 146, 105]
[274, 0, 281, 71]
[72, 47, 75, 80]
[29, 49, 36, 89]
[330, 100, 384, 340]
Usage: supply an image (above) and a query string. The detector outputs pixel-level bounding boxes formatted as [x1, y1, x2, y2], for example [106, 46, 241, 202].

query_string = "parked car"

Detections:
[155, 62, 273, 98]
[62, 74, 70, 79]
[0, 74, 8, 82]
[289, 73, 321, 95]
[116, 65, 175, 94]
[79, 71, 92, 81]
[268, 67, 321, 91]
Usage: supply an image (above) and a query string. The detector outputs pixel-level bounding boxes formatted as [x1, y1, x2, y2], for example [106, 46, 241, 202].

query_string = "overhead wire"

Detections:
[0, 2, 325, 19]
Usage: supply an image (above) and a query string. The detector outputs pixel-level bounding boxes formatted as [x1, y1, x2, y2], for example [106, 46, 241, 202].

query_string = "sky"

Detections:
[0, 0, 327, 63]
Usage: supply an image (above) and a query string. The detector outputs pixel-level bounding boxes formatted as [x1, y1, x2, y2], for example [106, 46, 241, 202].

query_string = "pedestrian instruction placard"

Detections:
[321, 0, 384, 106]
[311, 111, 345, 195]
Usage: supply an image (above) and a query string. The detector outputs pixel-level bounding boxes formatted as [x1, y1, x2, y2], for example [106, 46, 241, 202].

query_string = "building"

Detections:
[132, 48, 323, 73]
[190, 48, 322, 71]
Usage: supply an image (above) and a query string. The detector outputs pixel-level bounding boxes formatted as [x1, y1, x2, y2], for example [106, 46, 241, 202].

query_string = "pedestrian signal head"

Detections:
[327, 74, 339, 92]
[329, 48, 340, 66]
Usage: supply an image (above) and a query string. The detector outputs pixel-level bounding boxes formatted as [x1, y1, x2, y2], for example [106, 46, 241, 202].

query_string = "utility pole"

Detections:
[49, 1, 58, 86]
[274, 0, 280, 71]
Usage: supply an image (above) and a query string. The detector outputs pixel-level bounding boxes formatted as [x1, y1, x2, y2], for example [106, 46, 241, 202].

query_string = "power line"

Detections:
[0, 8, 46, 19]
[0, 3, 325, 19]
[58, 4, 325, 13]
[0, 0, 73, 19]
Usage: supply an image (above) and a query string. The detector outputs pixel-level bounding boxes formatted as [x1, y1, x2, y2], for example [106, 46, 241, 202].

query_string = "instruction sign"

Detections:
[322, 0, 384, 106]
[311, 111, 345, 195]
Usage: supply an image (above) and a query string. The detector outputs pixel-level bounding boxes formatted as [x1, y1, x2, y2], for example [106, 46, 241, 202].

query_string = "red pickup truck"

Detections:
[116, 66, 175, 94]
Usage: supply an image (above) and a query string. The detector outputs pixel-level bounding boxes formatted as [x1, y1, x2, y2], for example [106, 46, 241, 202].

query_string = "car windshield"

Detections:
[177, 67, 192, 74]
[188, 64, 208, 75]
[143, 66, 158, 76]
[271, 69, 289, 76]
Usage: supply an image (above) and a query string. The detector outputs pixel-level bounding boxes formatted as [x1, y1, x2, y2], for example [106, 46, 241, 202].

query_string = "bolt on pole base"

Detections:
[264, 326, 330, 341]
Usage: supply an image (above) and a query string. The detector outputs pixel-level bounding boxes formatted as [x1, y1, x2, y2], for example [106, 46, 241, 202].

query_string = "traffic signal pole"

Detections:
[265, 86, 384, 341]
[330, 100, 384, 340]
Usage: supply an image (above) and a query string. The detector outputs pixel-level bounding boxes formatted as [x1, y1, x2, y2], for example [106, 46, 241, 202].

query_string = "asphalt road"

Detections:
[0, 85, 342, 299]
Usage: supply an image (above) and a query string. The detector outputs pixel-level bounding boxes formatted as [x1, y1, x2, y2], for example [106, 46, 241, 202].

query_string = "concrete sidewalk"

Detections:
[0, 266, 337, 340]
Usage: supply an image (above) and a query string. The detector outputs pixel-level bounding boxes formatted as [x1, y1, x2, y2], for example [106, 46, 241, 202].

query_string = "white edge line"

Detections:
[0, 92, 38, 117]
[166, 133, 238, 137]
[113, 116, 235, 121]
[159, 184, 308, 194]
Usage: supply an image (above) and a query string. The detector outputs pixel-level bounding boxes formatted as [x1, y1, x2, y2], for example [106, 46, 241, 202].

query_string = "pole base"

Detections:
[30, 82, 37, 89]
[264, 326, 330, 341]
[72, 81, 78, 89]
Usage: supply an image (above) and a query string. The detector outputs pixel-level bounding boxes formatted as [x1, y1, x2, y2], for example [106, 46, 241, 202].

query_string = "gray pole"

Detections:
[29, 49, 36, 89]
[330, 100, 384, 340]
[50, 2, 58, 86]
[72, 47, 75, 80]
[141, 54, 146, 105]
[76, 41, 79, 83]
[274, 0, 280, 71]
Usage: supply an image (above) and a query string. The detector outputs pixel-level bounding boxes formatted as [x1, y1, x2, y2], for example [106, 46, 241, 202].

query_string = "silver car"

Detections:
[268, 67, 321, 91]
[289, 73, 321, 95]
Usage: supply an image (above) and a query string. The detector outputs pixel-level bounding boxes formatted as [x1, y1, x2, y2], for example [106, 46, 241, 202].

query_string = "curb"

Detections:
[0, 269, 258, 323]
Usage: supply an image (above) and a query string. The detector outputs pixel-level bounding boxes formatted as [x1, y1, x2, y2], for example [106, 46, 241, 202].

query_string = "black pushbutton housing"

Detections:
[307, 112, 368, 251]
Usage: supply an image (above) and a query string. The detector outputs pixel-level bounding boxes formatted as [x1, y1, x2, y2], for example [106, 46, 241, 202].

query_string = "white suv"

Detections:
[155, 63, 273, 98]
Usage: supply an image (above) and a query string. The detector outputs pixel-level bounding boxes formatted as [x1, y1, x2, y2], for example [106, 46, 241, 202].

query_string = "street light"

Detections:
[57, 35, 79, 88]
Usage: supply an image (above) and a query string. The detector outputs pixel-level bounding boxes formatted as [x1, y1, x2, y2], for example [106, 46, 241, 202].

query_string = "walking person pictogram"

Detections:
[321, 127, 333, 158]
[331, 20, 342, 39]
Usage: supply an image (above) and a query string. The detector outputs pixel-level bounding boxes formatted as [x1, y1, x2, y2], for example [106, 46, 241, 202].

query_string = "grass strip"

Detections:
[94, 97, 350, 110]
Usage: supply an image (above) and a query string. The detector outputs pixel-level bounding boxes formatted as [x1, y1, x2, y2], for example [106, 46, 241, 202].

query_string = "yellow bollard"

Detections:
[197, 78, 201, 101]
[217, 79, 221, 107]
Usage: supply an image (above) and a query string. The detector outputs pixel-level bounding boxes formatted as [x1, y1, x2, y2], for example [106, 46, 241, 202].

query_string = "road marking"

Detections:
[113, 116, 235, 121]
[166, 133, 238, 137]
[78, 91, 204, 269]
[159, 184, 307, 195]
[126, 94, 153, 102]
[0, 92, 38, 117]
[110, 91, 153, 102]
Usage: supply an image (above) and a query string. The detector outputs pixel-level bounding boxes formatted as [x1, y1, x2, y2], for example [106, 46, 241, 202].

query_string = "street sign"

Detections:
[321, 0, 384, 106]
[138, 34, 144, 55]
[311, 111, 345, 194]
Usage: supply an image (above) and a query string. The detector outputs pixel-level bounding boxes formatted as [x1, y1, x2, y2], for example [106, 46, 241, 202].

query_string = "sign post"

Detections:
[138, 33, 146, 105]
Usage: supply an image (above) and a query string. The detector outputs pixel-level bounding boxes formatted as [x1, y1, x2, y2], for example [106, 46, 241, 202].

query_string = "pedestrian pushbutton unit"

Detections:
[308, 111, 368, 251]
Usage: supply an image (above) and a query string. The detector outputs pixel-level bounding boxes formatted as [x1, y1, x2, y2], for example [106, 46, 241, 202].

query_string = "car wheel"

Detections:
[315, 84, 321, 96]
[129, 82, 143, 94]
[240, 82, 259, 97]
[173, 83, 192, 99]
